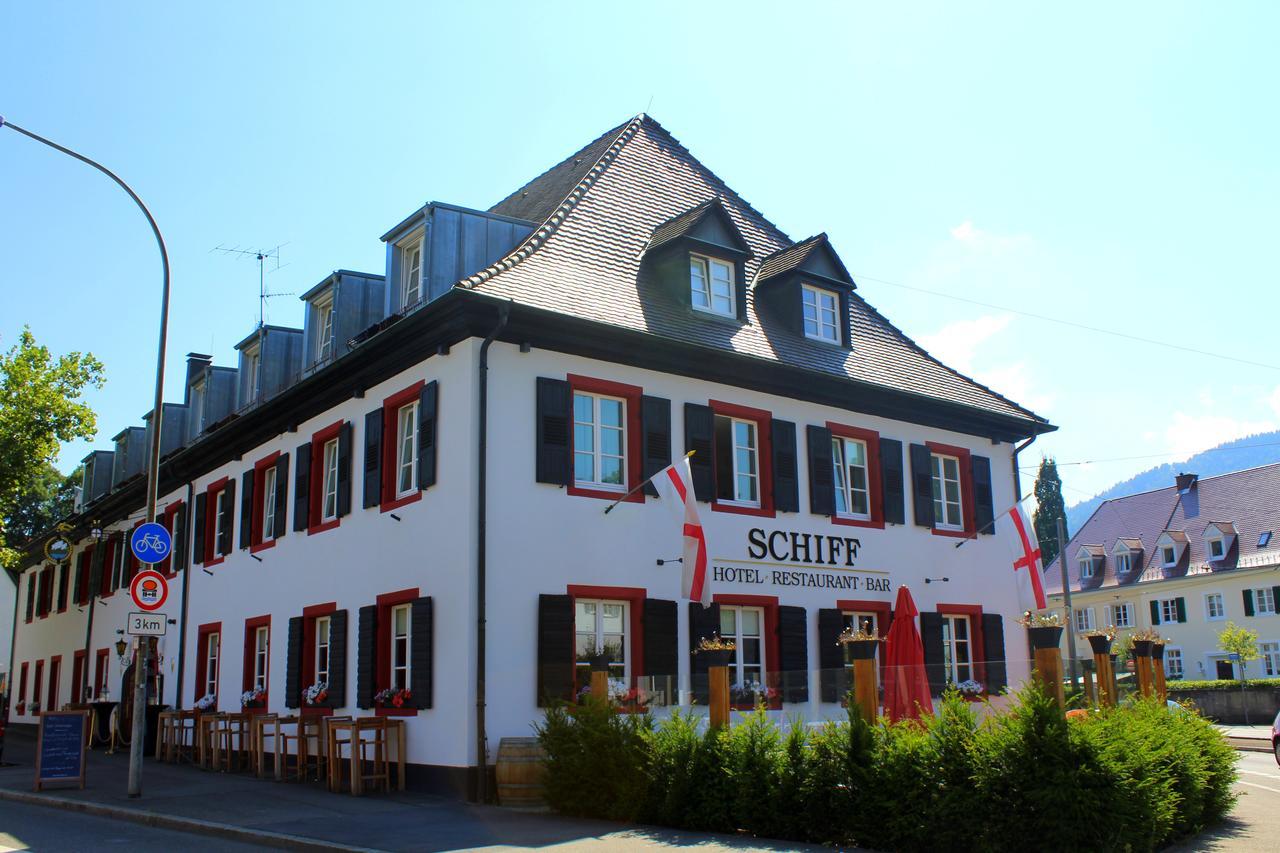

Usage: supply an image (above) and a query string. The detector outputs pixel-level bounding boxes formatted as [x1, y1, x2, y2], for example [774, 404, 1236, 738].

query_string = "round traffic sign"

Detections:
[130, 522, 172, 564]
[130, 570, 169, 612]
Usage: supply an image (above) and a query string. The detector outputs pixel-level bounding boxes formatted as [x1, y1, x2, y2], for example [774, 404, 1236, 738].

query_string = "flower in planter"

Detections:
[195, 693, 216, 710]
[837, 625, 878, 644]
[577, 678, 631, 703]
[956, 679, 985, 698]
[696, 633, 736, 653]
[302, 681, 329, 706]
[1082, 625, 1118, 641]
[730, 679, 779, 705]
[374, 687, 413, 708]
[1017, 610, 1063, 628]
[240, 687, 266, 708]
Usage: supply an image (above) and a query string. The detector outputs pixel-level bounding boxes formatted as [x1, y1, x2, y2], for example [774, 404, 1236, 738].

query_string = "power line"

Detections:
[1018, 439, 1280, 470]
[854, 272, 1280, 373]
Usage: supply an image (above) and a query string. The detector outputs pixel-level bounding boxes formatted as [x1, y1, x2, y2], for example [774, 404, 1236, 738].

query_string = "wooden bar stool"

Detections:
[350, 718, 391, 796]
[197, 712, 224, 770]
[250, 714, 278, 777]
[217, 712, 251, 772]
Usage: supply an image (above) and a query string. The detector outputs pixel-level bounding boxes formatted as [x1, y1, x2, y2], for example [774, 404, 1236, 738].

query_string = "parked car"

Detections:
[1272, 708, 1280, 767]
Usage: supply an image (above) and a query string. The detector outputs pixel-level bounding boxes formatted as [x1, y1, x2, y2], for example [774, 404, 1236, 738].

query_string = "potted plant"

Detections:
[1018, 610, 1064, 649]
[1129, 627, 1161, 658]
[956, 679, 985, 701]
[1083, 625, 1117, 655]
[302, 681, 329, 707]
[374, 687, 413, 710]
[729, 679, 778, 705]
[838, 624, 880, 661]
[695, 634, 736, 668]
[194, 693, 216, 711]
[583, 639, 622, 673]
[240, 687, 266, 709]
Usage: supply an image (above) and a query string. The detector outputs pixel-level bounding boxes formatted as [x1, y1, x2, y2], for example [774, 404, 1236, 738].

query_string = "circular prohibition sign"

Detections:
[130, 569, 170, 612]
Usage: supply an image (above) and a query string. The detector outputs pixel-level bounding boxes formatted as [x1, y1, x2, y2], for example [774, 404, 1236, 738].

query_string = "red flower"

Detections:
[392, 694, 403, 708]
[403, 690, 412, 699]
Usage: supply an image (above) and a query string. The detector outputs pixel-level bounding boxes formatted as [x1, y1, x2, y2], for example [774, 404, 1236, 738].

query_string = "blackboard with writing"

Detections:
[35, 711, 88, 791]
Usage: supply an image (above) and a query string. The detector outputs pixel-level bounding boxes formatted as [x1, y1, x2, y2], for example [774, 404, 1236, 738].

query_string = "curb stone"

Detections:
[0, 787, 384, 852]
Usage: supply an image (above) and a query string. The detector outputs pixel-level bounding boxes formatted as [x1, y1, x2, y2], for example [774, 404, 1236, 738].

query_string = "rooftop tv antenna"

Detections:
[211, 243, 293, 327]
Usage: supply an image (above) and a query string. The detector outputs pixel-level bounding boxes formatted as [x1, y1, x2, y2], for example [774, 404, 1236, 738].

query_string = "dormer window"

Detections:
[802, 284, 840, 344]
[1079, 557, 1094, 579]
[1208, 537, 1224, 559]
[244, 346, 260, 400]
[1161, 545, 1176, 566]
[1203, 523, 1236, 562]
[190, 379, 206, 434]
[315, 295, 335, 363]
[401, 240, 422, 309]
[690, 254, 735, 317]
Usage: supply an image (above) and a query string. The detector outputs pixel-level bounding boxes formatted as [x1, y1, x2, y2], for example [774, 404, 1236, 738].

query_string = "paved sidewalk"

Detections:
[1215, 724, 1274, 753]
[0, 731, 819, 852]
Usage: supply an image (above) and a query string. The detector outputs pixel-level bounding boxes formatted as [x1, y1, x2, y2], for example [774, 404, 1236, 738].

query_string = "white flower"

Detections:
[195, 693, 217, 710]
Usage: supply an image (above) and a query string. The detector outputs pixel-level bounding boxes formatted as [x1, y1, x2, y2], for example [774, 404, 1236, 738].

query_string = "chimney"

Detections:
[1175, 473, 1198, 494]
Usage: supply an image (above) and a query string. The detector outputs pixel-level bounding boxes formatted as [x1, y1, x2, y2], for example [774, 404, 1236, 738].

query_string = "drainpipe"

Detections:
[475, 302, 510, 804]
[82, 549, 98, 699]
[174, 480, 195, 709]
[1012, 434, 1037, 499]
[5, 570, 18, 712]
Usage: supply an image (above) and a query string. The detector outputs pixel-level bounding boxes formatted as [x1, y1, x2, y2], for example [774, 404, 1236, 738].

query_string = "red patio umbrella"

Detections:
[882, 585, 934, 722]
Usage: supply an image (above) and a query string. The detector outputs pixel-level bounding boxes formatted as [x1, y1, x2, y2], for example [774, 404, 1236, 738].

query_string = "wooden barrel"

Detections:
[495, 737, 546, 807]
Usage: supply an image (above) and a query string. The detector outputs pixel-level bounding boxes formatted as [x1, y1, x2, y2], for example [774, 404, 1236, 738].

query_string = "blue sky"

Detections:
[3, 1, 1278, 507]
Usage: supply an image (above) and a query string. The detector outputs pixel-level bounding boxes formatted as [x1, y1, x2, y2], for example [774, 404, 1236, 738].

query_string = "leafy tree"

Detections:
[3, 462, 80, 542]
[1032, 457, 1068, 567]
[1216, 621, 1260, 678]
[0, 327, 104, 567]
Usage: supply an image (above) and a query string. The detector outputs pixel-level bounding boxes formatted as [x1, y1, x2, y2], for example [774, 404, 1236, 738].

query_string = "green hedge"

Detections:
[535, 687, 1237, 852]
[1167, 678, 1280, 692]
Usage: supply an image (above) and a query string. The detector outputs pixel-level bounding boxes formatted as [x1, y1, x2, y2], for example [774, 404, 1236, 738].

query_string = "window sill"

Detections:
[381, 491, 422, 513]
[241, 704, 270, 715]
[375, 707, 417, 717]
[249, 539, 276, 555]
[301, 706, 334, 717]
[712, 501, 774, 518]
[831, 514, 884, 530]
[568, 484, 640, 503]
[690, 305, 743, 325]
[308, 518, 341, 536]
[930, 527, 970, 539]
[206, 555, 226, 567]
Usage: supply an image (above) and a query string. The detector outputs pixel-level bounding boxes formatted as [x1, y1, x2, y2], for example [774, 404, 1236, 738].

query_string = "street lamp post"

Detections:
[1, 116, 171, 799]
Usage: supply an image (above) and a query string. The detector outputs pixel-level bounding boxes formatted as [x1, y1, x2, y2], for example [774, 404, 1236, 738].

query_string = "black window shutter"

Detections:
[817, 608, 847, 703]
[293, 441, 311, 532]
[336, 421, 353, 518]
[1175, 597, 1187, 623]
[1274, 586, 1280, 613]
[239, 469, 255, 550]
[57, 564, 68, 611]
[356, 604, 377, 709]
[806, 425, 835, 516]
[272, 453, 289, 540]
[285, 616, 303, 709]
[971, 455, 994, 535]
[688, 601, 721, 705]
[777, 605, 808, 703]
[71, 563, 83, 607]
[410, 597, 433, 709]
[981, 614, 1007, 693]
[920, 611, 946, 694]
[909, 444, 935, 528]
[192, 492, 207, 565]
[640, 396, 672, 497]
[1150, 600, 1161, 625]
[1243, 589, 1254, 617]
[25, 576, 35, 621]
[363, 404, 381, 504]
[537, 594, 574, 706]
[642, 598, 678, 679]
[173, 503, 188, 571]
[418, 380, 438, 490]
[683, 403, 714, 501]
[328, 609, 348, 708]
[879, 438, 906, 525]
[218, 478, 236, 556]
[535, 378, 571, 486]
[771, 419, 799, 513]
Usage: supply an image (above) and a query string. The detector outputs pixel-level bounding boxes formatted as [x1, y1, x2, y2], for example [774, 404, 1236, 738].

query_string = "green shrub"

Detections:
[536, 684, 1238, 851]
[1167, 677, 1280, 691]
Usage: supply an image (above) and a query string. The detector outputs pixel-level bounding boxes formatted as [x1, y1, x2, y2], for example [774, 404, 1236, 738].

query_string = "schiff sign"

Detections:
[711, 527, 892, 592]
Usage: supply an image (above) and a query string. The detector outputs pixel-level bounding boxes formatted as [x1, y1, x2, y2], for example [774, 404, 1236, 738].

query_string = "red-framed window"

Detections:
[937, 603, 987, 685]
[566, 375, 644, 504]
[56, 562, 70, 613]
[712, 593, 781, 709]
[242, 615, 271, 712]
[203, 476, 231, 566]
[709, 400, 775, 518]
[375, 587, 419, 716]
[25, 572, 35, 623]
[17, 662, 28, 714]
[33, 660, 44, 713]
[94, 649, 109, 699]
[926, 441, 976, 538]
[194, 622, 222, 708]
[37, 565, 53, 618]
[159, 500, 184, 575]
[71, 649, 87, 704]
[828, 423, 884, 529]
[76, 546, 92, 606]
[308, 420, 345, 535]
[100, 535, 120, 597]
[301, 601, 337, 716]
[566, 585, 646, 691]
[250, 451, 281, 553]
[380, 381, 425, 512]
[47, 655, 62, 710]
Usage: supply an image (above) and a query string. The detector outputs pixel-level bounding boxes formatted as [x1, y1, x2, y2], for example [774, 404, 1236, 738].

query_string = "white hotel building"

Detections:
[7, 115, 1054, 798]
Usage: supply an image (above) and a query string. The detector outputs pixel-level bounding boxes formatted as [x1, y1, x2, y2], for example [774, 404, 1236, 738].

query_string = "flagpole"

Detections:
[602, 450, 695, 514]
[952, 492, 1032, 548]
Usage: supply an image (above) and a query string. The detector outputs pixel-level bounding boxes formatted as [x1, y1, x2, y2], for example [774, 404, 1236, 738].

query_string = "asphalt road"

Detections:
[0, 800, 270, 852]
[1168, 749, 1280, 853]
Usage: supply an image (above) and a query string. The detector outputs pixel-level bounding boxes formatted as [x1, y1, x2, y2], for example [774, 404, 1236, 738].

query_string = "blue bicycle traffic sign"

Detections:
[130, 522, 172, 564]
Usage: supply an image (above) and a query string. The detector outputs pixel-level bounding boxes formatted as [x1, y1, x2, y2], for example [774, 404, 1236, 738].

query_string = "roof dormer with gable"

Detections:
[1203, 522, 1237, 563]
[1155, 530, 1190, 575]
[752, 234, 857, 350]
[643, 197, 753, 324]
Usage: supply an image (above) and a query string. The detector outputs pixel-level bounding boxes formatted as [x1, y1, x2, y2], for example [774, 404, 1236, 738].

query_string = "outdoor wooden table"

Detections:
[325, 718, 406, 795]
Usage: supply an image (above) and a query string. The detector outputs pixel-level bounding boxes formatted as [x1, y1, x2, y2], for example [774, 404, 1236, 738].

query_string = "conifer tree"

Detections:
[1032, 457, 1067, 566]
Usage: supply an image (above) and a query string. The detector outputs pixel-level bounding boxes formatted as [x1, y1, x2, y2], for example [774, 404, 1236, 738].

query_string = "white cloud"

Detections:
[1269, 385, 1280, 419]
[917, 314, 1012, 375]
[1162, 412, 1275, 462]
[948, 220, 1031, 255]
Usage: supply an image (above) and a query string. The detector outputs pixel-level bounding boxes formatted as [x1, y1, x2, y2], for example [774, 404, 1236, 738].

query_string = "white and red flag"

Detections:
[999, 496, 1048, 611]
[651, 455, 711, 607]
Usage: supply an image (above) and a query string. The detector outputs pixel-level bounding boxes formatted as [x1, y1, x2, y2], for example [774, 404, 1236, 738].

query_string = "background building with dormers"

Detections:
[7, 114, 1053, 798]
[1044, 466, 1280, 683]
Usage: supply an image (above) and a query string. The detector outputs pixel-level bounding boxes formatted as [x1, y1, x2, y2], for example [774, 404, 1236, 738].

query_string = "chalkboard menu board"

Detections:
[35, 710, 88, 791]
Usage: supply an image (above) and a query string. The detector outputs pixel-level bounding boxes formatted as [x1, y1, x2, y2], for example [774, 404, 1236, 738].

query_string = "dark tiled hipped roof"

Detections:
[755, 233, 851, 284]
[1045, 463, 1280, 594]
[468, 115, 1047, 427]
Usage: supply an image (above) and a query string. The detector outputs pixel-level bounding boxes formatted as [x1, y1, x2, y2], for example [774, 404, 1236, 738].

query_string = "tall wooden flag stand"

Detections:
[1151, 642, 1168, 702]
[843, 638, 880, 725]
[1028, 626, 1066, 711]
[1132, 640, 1155, 698]
[1086, 634, 1116, 708]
